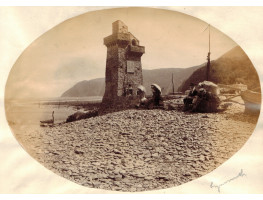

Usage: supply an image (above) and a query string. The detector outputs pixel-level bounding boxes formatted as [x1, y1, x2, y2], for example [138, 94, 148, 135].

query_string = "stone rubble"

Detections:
[17, 101, 258, 192]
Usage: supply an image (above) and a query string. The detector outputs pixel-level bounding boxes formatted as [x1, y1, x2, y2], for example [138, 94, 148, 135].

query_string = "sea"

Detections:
[5, 96, 102, 126]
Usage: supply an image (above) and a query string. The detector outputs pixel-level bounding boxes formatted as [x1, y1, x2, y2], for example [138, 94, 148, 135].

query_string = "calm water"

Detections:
[5, 96, 102, 126]
[37, 96, 102, 104]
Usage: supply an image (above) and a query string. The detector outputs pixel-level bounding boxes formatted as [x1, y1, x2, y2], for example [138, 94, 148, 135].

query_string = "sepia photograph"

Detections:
[1, 6, 263, 194]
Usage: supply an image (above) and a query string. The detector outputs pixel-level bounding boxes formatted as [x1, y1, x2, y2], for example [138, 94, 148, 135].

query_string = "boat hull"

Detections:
[241, 90, 261, 114]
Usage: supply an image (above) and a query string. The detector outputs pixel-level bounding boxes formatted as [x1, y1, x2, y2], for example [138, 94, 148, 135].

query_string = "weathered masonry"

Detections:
[101, 20, 145, 110]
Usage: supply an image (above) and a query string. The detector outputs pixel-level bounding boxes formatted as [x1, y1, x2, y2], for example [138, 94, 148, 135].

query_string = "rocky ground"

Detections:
[14, 99, 259, 192]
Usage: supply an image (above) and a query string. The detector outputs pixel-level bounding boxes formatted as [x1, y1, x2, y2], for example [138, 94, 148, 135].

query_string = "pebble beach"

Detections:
[11, 98, 259, 192]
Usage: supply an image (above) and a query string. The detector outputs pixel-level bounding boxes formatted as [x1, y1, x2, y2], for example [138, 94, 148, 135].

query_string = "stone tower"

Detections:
[101, 20, 145, 110]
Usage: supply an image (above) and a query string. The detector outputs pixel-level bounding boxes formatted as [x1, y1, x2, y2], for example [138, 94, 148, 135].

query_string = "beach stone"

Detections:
[182, 136, 188, 141]
[144, 158, 151, 162]
[165, 155, 173, 160]
[183, 172, 192, 177]
[13, 96, 258, 192]
[152, 153, 159, 157]
[114, 174, 123, 181]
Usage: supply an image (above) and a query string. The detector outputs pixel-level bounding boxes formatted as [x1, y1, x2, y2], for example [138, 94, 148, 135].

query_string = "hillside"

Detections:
[61, 78, 105, 97]
[61, 65, 202, 97]
[178, 46, 261, 92]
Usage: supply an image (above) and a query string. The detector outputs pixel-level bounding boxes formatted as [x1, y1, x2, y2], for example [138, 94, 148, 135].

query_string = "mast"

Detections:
[206, 24, 211, 81]
[172, 73, 174, 94]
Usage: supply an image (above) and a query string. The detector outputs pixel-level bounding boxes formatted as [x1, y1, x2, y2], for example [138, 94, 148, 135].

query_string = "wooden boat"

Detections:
[241, 89, 261, 114]
[40, 111, 54, 125]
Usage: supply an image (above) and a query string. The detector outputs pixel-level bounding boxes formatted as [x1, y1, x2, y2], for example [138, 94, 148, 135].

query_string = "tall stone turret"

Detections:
[100, 20, 145, 111]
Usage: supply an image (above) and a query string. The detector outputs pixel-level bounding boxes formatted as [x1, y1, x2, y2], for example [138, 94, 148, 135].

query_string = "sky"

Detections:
[4, 7, 237, 99]
[0, 6, 263, 195]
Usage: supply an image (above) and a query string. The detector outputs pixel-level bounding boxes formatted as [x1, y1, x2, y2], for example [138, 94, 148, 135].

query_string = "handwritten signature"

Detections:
[210, 169, 246, 193]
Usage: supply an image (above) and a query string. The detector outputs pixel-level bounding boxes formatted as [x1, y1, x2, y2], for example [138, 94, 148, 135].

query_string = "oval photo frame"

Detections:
[5, 7, 261, 192]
